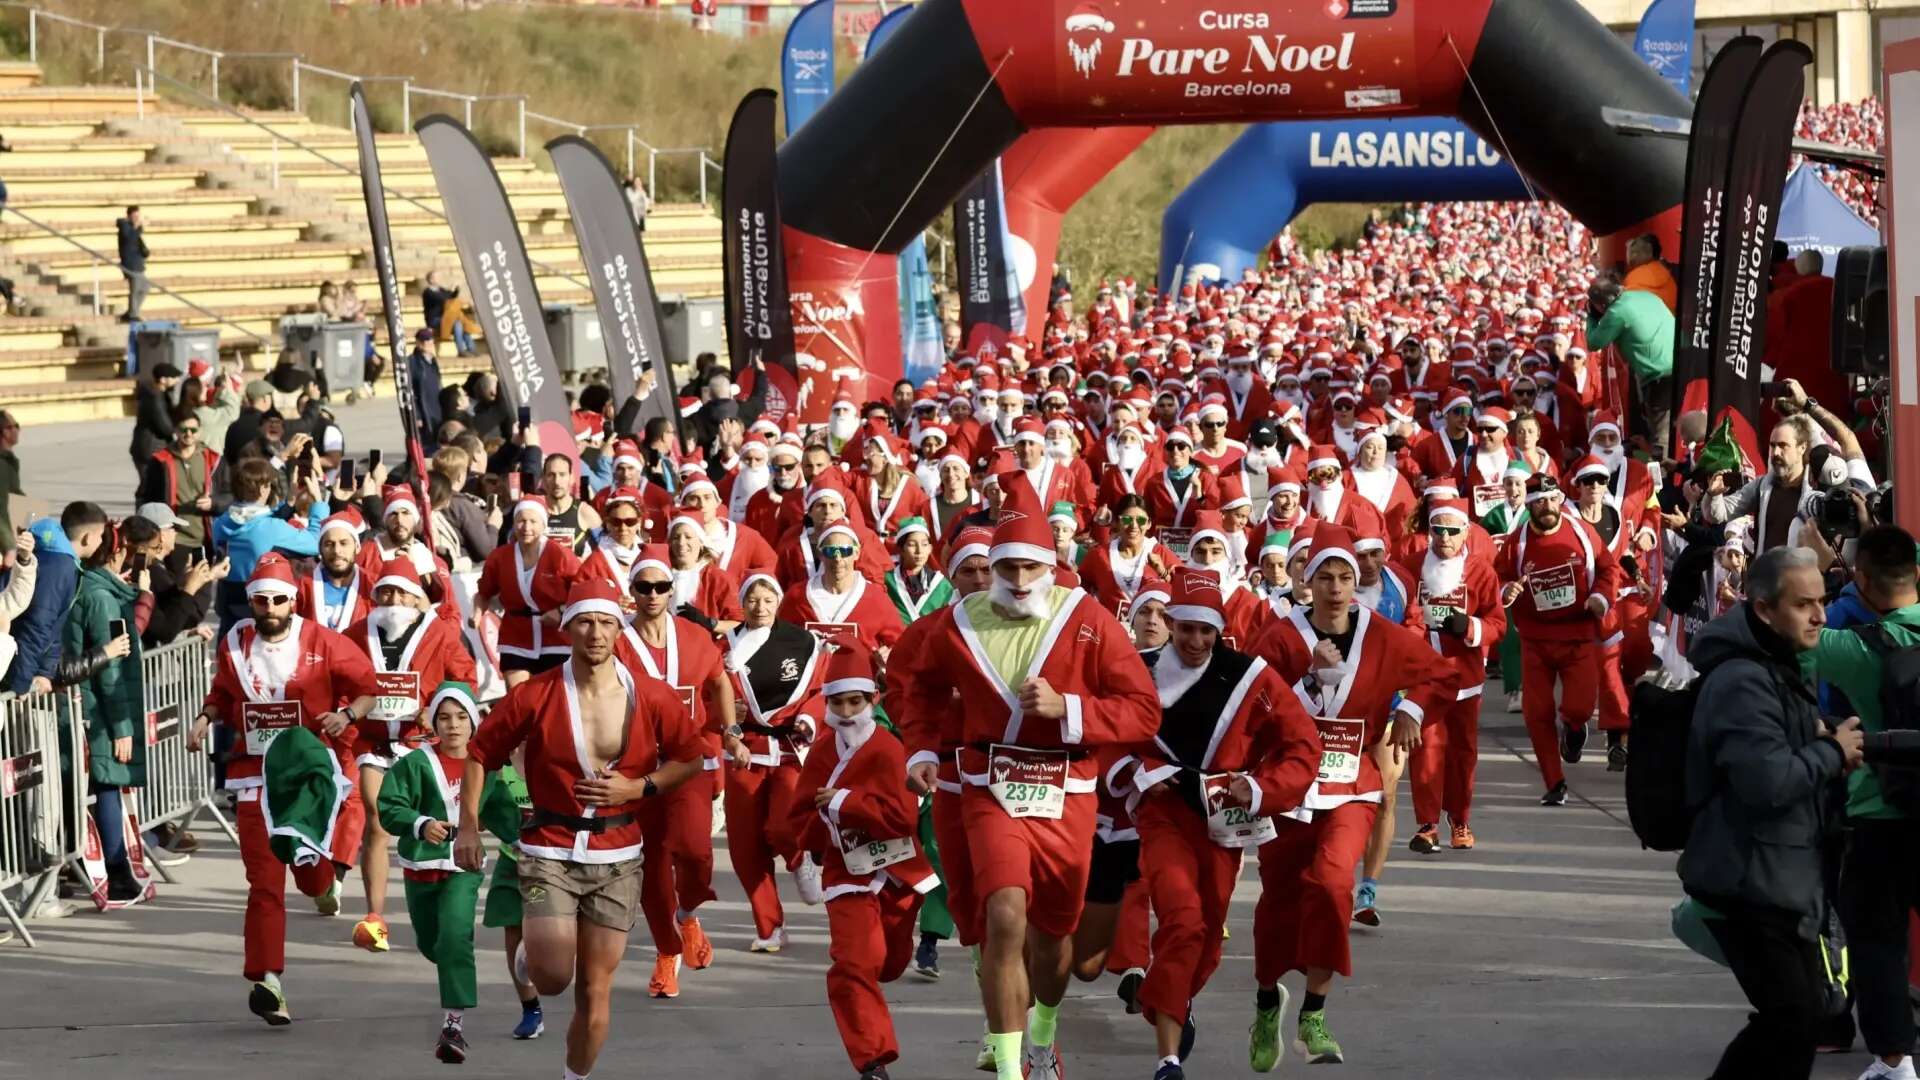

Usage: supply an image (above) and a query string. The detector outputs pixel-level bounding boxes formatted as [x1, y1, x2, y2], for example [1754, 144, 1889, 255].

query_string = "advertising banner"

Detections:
[722, 88, 800, 421]
[1882, 36, 1920, 536]
[781, 0, 836, 135]
[953, 161, 1015, 350]
[786, 227, 901, 419]
[1634, 0, 1695, 96]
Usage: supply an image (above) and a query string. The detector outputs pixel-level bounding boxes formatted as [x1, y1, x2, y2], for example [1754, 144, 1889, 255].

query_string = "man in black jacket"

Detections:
[1680, 545, 1864, 1079]
[117, 206, 149, 322]
[128, 363, 179, 476]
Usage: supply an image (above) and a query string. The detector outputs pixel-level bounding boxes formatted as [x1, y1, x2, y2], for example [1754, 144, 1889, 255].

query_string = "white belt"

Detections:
[957, 767, 1098, 794]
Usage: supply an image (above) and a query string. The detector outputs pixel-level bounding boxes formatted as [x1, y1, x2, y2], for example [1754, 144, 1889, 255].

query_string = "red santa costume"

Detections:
[1247, 525, 1456, 987]
[1407, 388, 1477, 484]
[778, 523, 906, 655]
[345, 559, 478, 769]
[855, 433, 932, 542]
[354, 484, 458, 624]
[1144, 429, 1218, 532]
[1346, 429, 1421, 549]
[614, 545, 730, 990]
[773, 646, 938, 1075]
[1094, 424, 1156, 507]
[744, 444, 806, 543]
[723, 573, 825, 945]
[205, 555, 379, 984]
[1456, 407, 1516, 521]
[1400, 500, 1505, 840]
[1182, 510, 1265, 648]
[574, 486, 648, 622]
[666, 515, 745, 627]
[474, 497, 581, 673]
[1568, 454, 1641, 742]
[607, 438, 677, 522]
[1223, 362, 1276, 442]
[295, 513, 372, 632]
[1493, 475, 1623, 796]
[1300, 444, 1388, 538]
[1120, 568, 1320, 1032]
[774, 472, 893, 589]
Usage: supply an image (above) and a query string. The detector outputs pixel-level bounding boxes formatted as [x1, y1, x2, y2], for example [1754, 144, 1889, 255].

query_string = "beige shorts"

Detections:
[517, 853, 643, 932]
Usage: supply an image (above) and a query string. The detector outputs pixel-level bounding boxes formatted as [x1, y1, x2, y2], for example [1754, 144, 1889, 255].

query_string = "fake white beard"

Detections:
[1421, 551, 1467, 600]
[1593, 443, 1624, 472]
[730, 465, 770, 518]
[671, 567, 701, 609]
[914, 459, 943, 497]
[1331, 423, 1359, 459]
[1278, 388, 1305, 410]
[989, 569, 1056, 620]
[996, 412, 1021, 439]
[369, 603, 423, 639]
[1045, 440, 1073, 463]
[828, 705, 877, 750]
[1116, 444, 1147, 472]
[974, 399, 998, 425]
[1245, 446, 1283, 473]
[828, 412, 859, 443]
[1226, 370, 1254, 397]
[1307, 481, 1344, 521]
[1351, 463, 1396, 511]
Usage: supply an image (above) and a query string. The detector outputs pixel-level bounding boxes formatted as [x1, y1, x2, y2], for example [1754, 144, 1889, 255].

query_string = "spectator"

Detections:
[1584, 276, 1673, 456]
[465, 371, 513, 441]
[135, 411, 218, 569]
[189, 366, 243, 457]
[1702, 394, 1872, 555]
[336, 280, 383, 392]
[1621, 233, 1677, 313]
[0, 527, 37, 681]
[5, 502, 105, 696]
[422, 270, 478, 357]
[126, 508, 220, 646]
[1797, 524, 1920, 1080]
[1680, 545, 1859, 1080]
[407, 329, 444, 451]
[116, 206, 148, 323]
[624, 175, 650, 231]
[129, 362, 180, 476]
[430, 445, 497, 565]
[0, 409, 20, 558]
[65, 517, 150, 902]
[210, 457, 331, 633]
[316, 280, 341, 319]
[438, 384, 473, 434]
[221, 379, 278, 462]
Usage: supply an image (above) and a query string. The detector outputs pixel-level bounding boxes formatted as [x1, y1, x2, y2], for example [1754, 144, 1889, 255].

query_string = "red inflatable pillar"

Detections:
[1001, 126, 1156, 327]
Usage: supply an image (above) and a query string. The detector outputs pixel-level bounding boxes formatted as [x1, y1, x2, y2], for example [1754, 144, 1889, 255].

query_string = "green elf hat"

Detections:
[894, 516, 930, 543]
[1048, 500, 1078, 527]
[426, 681, 483, 729]
[1259, 529, 1293, 561]
[1502, 459, 1533, 481]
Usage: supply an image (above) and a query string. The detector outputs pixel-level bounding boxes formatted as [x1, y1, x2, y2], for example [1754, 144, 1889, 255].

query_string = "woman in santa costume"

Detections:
[723, 573, 827, 953]
[857, 429, 931, 543]
[345, 558, 479, 954]
[296, 512, 372, 633]
[678, 476, 778, 581]
[1245, 524, 1456, 1069]
[185, 553, 381, 1026]
[779, 523, 906, 658]
[1144, 428, 1217, 533]
[773, 644, 939, 1080]
[775, 472, 893, 589]
[895, 476, 1159, 1080]
[1120, 568, 1320, 1080]
[1398, 499, 1505, 854]
[1080, 494, 1174, 618]
[665, 514, 743, 636]
[574, 487, 648, 621]
[1567, 454, 1643, 772]
[472, 496, 580, 689]
[1346, 428, 1420, 551]
[1457, 407, 1515, 521]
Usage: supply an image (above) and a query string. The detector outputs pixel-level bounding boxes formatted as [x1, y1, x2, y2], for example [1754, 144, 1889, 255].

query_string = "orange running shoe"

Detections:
[648, 953, 681, 999]
[1450, 823, 1476, 850]
[352, 913, 390, 952]
[680, 916, 714, 970]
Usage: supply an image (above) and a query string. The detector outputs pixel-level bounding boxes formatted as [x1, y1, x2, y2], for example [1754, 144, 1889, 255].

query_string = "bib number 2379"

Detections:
[987, 744, 1068, 820]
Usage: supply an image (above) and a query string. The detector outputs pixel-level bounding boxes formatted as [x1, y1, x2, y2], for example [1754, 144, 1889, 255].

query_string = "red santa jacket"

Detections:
[881, 611, 970, 793]
[344, 610, 479, 763]
[575, 539, 643, 622]
[856, 471, 932, 542]
[744, 486, 803, 545]
[295, 562, 373, 634]
[475, 539, 581, 658]
[1144, 468, 1219, 531]
[774, 520, 893, 589]
[773, 724, 938, 901]
[208, 615, 380, 788]
[1075, 538, 1173, 617]
[468, 660, 704, 863]
[1225, 383, 1276, 442]
[709, 518, 779, 581]
[1493, 514, 1624, 644]
[1408, 427, 1475, 484]
[1400, 549, 1505, 698]
[671, 560, 743, 627]
[1250, 606, 1457, 809]
[355, 536, 459, 624]
[1095, 460, 1156, 509]
[778, 575, 906, 654]
[1604, 458, 1662, 549]
[616, 614, 728, 768]
[892, 587, 1160, 794]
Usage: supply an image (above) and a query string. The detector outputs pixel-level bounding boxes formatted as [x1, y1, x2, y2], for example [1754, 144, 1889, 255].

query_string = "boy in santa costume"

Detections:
[374, 681, 517, 1064]
[774, 644, 939, 1080]
[1246, 524, 1456, 1069]
[1493, 473, 1623, 805]
[453, 576, 706, 1080]
[345, 558, 480, 953]
[1401, 499, 1506, 853]
[1120, 568, 1320, 1080]
[896, 477, 1159, 1080]
[186, 553, 380, 1025]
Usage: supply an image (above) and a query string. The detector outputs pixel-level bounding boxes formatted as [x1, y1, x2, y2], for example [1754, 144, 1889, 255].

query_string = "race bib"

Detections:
[1423, 588, 1467, 628]
[1527, 562, 1579, 612]
[1472, 484, 1504, 519]
[1158, 527, 1193, 560]
[368, 672, 421, 741]
[805, 622, 860, 649]
[1202, 772, 1276, 848]
[242, 701, 303, 757]
[839, 827, 917, 875]
[1314, 716, 1364, 786]
[987, 744, 1068, 820]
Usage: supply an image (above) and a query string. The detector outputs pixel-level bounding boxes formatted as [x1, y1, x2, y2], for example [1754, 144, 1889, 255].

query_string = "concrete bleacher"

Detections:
[0, 63, 726, 425]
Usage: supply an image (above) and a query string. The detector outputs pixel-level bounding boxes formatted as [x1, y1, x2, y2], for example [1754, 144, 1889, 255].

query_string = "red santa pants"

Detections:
[1410, 692, 1481, 827]
[1520, 637, 1600, 790]
[1106, 878, 1152, 974]
[1136, 796, 1241, 1027]
[723, 761, 802, 938]
[1618, 595, 1654, 683]
[235, 796, 342, 982]
[961, 786, 1096, 940]
[640, 771, 717, 956]
[826, 882, 923, 1071]
[931, 783, 980, 946]
[1252, 801, 1376, 983]
[1597, 638, 1632, 734]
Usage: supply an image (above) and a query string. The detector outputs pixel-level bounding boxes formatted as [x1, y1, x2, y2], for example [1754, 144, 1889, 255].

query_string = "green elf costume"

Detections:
[882, 516, 954, 624]
[373, 682, 517, 1064]
[1480, 458, 1533, 704]
[1048, 500, 1087, 569]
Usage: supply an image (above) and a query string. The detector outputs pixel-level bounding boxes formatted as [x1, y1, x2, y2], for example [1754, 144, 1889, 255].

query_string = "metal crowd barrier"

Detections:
[131, 635, 236, 882]
[0, 687, 76, 947]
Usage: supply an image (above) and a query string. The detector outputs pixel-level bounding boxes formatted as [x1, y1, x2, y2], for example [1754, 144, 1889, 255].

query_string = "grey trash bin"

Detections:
[282, 320, 368, 397]
[658, 294, 726, 370]
[544, 303, 608, 379]
[135, 325, 220, 380]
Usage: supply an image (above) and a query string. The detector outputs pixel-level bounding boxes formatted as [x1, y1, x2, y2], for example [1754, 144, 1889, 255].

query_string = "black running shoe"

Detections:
[435, 1024, 467, 1064]
[1118, 968, 1145, 1014]
[248, 981, 290, 1026]
[1607, 742, 1629, 772]
[1154, 1061, 1186, 1080]
[1560, 724, 1587, 764]
[858, 1063, 891, 1080]
[1540, 781, 1569, 807]
[1179, 1001, 1198, 1061]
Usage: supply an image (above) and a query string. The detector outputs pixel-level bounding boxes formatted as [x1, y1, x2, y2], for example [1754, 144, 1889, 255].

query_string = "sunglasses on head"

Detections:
[819, 545, 857, 559]
[632, 580, 674, 596]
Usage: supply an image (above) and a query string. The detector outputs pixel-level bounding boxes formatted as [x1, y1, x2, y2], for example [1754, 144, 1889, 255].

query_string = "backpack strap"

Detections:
[1852, 622, 1899, 657]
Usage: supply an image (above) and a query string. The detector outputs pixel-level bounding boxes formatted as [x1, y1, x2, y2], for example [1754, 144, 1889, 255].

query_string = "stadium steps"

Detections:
[0, 216, 311, 257]
[0, 62, 44, 90]
[0, 85, 146, 118]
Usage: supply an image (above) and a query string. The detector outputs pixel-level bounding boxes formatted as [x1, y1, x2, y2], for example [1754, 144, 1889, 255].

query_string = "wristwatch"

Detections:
[723, 723, 745, 739]
[641, 775, 659, 799]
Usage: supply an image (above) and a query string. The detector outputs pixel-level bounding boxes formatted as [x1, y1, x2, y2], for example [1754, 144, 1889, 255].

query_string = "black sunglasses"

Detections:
[632, 580, 674, 596]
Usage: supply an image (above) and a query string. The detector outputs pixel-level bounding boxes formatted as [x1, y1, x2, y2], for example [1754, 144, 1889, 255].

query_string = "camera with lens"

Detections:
[1809, 486, 1864, 541]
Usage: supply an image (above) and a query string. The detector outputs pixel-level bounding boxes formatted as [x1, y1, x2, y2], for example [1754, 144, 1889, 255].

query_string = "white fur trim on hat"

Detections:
[816, 522, 860, 549]
[823, 675, 878, 697]
[374, 572, 428, 600]
[1165, 604, 1226, 630]
[1307, 451, 1341, 472]
[988, 541, 1056, 567]
[245, 577, 298, 599]
[947, 541, 990, 573]
[383, 494, 419, 519]
[513, 498, 549, 522]
[1428, 503, 1470, 523]
[1305, 546, 1358, 580]
[805, 486, 847, 511]
[424, 683, 483, 730]
[563, 594, 625, 624]
[739, 572, 782, 602]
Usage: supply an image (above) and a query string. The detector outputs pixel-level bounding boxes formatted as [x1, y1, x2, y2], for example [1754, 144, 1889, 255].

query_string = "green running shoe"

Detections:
[1248, 987, 1288, 1073]
[1294, 1010, 1344, 1064]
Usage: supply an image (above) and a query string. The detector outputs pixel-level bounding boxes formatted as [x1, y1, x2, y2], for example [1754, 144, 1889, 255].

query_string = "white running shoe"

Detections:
[1024, 1040, 1064, 1080]
[794, 854, 824, 905]
[1505, 692, 1522, 713]
[1861, 1058, 1920, 1080]
[750, 927, 789, 953]
[711, 791, 726, 837]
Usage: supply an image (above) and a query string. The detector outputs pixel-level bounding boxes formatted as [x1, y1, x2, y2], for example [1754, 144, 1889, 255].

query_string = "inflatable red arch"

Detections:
[779, 0, 1690, 403]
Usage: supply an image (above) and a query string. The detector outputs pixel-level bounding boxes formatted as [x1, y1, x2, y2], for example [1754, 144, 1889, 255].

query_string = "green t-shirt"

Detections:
[1586, 289, 1675, 383]
[960, 585, 1071, 691]
[1807, 603, 1920, 820]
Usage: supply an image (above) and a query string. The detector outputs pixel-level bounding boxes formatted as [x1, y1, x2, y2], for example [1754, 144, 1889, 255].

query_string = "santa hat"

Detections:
[611, 439, 644, 471]
[562, 576, 626, 624]
[1304, 522, 1359, 579]
[382, 483, 419, 520]
[945, 525, 993, 574]
[822, 642, 877, 698]
[512, 494, 550, 524]
[1271, 462, 1305, 495]
[373, 557, 427, 600]
[1588, 410, 1622, 440]
[246, 552, 298, 599]
[1047, 501, 1078, 528]
[1166, 566, 1227, 630]
[1476, 406, 1511, 431]
[679, 478, 719, 504]
[1428, 498, 1472, 526]
[918, 425, 949, 448]
[738, 572, 782, 603]
[1571, 454, 1609, 483]
[1306, 443, 1342, 473]
[1287, 522, 1318, 566]
[667, 514, 708, 547]
[1524, 473, 1563, 505]
[815, 522, 860, 550]
[804, 470, 851, 511]
[1011, 416, 1046, 446]
[1163, 426, 1193, 447]
[1187, 509, 1230, 558]
[1352, 519, 1387, 555]
[1128, 575, 1173, 622]
[1502, 459, 1533, 481]
[424, 681, 483, 730]
[989, 475, 1055, 567]
[319, 510, 362, 543]
[1217, 472, 1250, 511]
[894, 516, 930, 544]
[598, 487, 641, 515]
[1440, 387, 1475, 415]
[632, 542, 672, 580]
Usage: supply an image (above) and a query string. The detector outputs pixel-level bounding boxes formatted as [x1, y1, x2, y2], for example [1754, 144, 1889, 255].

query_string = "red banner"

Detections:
[784, 227, 901, 422]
